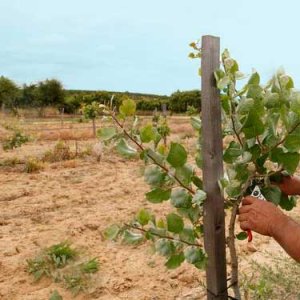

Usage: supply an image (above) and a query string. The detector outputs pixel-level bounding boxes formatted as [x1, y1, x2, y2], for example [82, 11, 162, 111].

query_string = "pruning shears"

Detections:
[246, 185, 266, 242]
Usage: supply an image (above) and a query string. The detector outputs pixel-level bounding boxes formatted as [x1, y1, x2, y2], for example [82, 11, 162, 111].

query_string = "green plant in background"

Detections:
[241, 255, 300, 299]
[47, 241, 77, 268]
[82, 101, 102, 137]
[186, 105, 198, 116]
[43, 141, 73, 162]
[100, 40, 300, 298]
[2, 131, 29, 150]
[49, 290, 63, 300]
[27, 242, 99, 296]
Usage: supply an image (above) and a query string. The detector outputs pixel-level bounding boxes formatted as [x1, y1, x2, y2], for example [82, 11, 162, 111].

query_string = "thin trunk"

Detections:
[228, 202, 242, 300]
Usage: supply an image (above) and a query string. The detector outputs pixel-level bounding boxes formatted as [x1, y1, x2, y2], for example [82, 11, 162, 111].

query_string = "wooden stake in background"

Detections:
[201, 35, 228, 300]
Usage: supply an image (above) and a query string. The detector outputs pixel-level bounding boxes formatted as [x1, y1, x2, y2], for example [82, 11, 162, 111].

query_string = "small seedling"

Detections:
[49, 290, 63, 300]
[79, 258, 99, 274]
[63, 272, 87, 295]
[47, 242, 77, 268]
[27, 256, 51, 281]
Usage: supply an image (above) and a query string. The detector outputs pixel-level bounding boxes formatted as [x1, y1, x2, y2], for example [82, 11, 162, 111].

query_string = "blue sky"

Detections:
[1, 0, 300, 95]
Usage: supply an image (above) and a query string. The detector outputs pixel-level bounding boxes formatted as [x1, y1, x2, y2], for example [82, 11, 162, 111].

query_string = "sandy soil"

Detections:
[0, 118, 298, 300]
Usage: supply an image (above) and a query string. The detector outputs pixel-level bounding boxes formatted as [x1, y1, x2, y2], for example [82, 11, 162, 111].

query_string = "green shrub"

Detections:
[3, 131, 29, 150]
[169, 90, 201, 113]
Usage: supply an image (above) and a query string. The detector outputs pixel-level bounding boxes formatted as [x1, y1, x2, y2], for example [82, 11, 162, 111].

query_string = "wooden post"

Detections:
[60, 107, 64, 128]
[201, 35, 227, 300]
[92, 118, 96, 138]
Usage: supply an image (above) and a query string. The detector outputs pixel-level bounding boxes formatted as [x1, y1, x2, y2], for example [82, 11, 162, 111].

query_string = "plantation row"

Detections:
[0, 75, 201, 115]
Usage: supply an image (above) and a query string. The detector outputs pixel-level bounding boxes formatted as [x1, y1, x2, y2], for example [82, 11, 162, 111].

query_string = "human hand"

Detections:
[275, 175, 300, 196]
[238, 196, 288, 237]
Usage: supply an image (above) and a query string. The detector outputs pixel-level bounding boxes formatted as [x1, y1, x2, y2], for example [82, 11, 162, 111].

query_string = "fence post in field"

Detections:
[60, 107, 64, 128]
[201, 35, 228, 300]
[92, 118, 96, 138]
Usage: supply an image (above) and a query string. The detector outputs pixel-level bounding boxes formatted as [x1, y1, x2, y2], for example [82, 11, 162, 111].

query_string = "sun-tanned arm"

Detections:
[238, 176, 300, 262]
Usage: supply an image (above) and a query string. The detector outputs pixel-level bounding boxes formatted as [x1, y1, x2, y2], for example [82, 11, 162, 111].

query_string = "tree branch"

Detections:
[124, 223, 202, 247]
[231, 116, 243, 147]
[227, 176, 252, 300]
[268, 121, 300, 152]
[111, 113, 195, 195]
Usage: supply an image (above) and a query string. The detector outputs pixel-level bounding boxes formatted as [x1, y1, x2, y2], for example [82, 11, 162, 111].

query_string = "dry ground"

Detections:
[0, 116, 298, 300]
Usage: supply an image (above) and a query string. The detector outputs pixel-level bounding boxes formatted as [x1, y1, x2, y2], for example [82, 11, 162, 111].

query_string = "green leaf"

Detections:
[192, 190, 206, 206]
[270, 148, 300, 174]
[214, 69, 225, 81]
[248, 144, 261, 161]
[191, 117, 201, 130]
[49, 290, 63, 300]
[284, 126, 300, 151]
[184, 246, 206, 269]
[279, 194, 297, 211]
[165, 252, 185, 269]
[122, 230, 144, 245]
[247, 85, 263, 100]
[221, 95, 231, 114]
[140, 124, 156, 143]
[248, 72, 260, 85]
[97, 127, 116, 141]
[144, 166, 165, 187]
[136, 209, 152, 226]
[145, 188, 171, 203]
[170, 188, 192, 209]
[223, 141, 243, 163]
[179, 228, 196, 244]
[191, 175, 203, 189]
[237, 98, 255, 115]
[155, 239, 175, 257]
[261, 186, 281, 205]
[167, 143, 187, 168]
[217, 76, 231, 89]
[225, 180, 241, 197]
[177, 206, 201, 224]
[116, 138, 137, 157]
[195, 152, 203, 168]
[291, 95, 300, 116]
[167, 213, 184, 233]
[104, 224, 120, 241]
[236, 231, 248, 240]
[242, 110, 264, 139]
[279, 74, 294, 89]
[144, 148, 165, 165]
[119, 98, 136, 116]
[264, 92, 280, 108]
[175, 164, 193, 185]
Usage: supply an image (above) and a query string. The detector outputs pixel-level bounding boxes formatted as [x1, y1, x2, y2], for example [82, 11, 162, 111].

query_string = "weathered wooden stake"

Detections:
[92, 118, 96, 138]
[201, 35, 227, 300]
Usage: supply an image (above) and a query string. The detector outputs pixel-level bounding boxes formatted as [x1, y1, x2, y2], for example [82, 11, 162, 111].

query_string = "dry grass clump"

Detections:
[0, 157, 23, 167]
[37, 128, 95, 141]
[170, 123, 195, 137]
[23, 157, 44, 173]
[42, 141, 74, 163]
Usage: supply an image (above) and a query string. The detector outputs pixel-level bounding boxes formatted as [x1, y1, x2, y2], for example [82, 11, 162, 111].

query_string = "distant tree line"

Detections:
[0, 75, 201, 115]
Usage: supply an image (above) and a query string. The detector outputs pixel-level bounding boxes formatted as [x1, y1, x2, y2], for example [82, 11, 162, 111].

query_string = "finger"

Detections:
[238, 213, 249, 222]
[242, 196, 256, 206]
[240, 221, 251, 231]
[238, 205, 252, 215]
